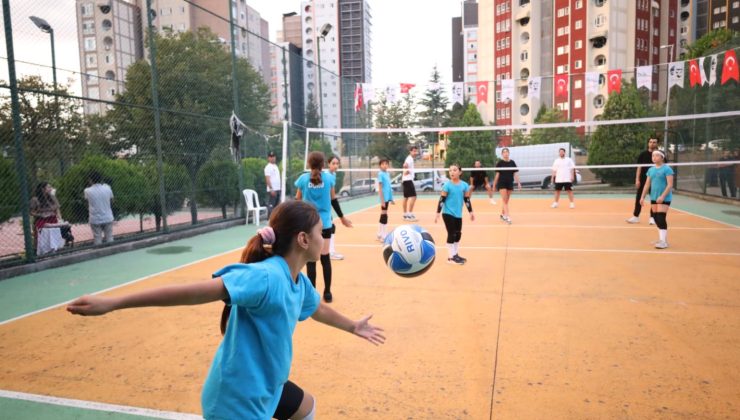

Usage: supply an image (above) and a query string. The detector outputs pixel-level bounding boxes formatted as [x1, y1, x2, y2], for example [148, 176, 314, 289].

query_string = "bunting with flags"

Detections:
[721, 49, 739, 85]
[689, 60, 702, 88]
[709, 54, 719, 85]
[636, 66, 652, 90]
[354, 83, 363, 112]
[585, 72, 600, 95]
[476, 81, 488, 104]
[668, 62, 684, 89]
[451, 82, 464, 105]
[528, 77, 541, 100]
[500, 79, 515, 103]
[555, 74, 569, 98]
[607, 69, 622, 94]
[400, 83, 416, 94]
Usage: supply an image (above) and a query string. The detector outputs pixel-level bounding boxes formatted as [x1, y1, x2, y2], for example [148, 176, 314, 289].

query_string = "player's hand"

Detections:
[639, 198, 645, 207]
[434, 213, 440, 223]
[270, 191, 276, 197]
[352, 315, 385, 346]
[517, 183, 522, 191]
[340, 217, 353, 228]
[635, 180, 641, 188]
[67, 295, 116, 316]
[657, 197, 664, 204]
[470, 212, 475, 222]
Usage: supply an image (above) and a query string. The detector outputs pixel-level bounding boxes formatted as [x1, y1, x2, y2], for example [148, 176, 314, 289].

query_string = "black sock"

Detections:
[306, 262, 316, 288]
[320, 254, 332, 294]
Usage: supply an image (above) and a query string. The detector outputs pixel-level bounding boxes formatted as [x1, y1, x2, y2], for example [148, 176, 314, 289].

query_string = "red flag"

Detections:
[607, 69, 622, 94]
[353, 83, 363, 112]
[721, 49, 739, 85]
[555, 74, 569, 98]
[476, 81, 488, 104]
[688, 59, 702, 87]
[399, 83, 415, 94]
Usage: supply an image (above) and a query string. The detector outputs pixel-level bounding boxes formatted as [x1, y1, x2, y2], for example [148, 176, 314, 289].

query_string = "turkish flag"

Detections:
[476, 81, 488, 104]
[607, 69, 622, 94]
[555, 74, 569, 98]
[688, 59, 702, 87]
[354, 83, 363, 112]
[400, 83, 415, 94]
[721, 49, 739, 85]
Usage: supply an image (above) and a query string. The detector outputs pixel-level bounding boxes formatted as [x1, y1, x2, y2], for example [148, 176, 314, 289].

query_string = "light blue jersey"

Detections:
[295, 171, 335, 229]
[647, 165, 674, 202]
[202, 257, 320, 419]
[442, 180, 470, 218]
[377, 170, 393, 203]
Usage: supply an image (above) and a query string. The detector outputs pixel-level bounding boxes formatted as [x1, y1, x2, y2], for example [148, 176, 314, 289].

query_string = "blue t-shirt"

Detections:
[647, 165, 674, 202]
[201, 257, 320, 420]
[295, 171, 335, 229]
[442, 180, 470, 218]
[377, 171, 393, 203]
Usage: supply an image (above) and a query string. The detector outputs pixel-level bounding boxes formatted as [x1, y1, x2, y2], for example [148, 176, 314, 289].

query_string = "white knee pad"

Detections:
[300, 397, 316, 420]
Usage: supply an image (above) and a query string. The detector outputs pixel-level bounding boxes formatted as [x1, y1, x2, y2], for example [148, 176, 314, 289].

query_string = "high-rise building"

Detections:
[695, 0, 740, 38]
[75, 0, 144, 115]
[473, 0, 686, 144]
[76, 0, 270, 115]
[270, 42, 305, 125]
[451, 1, 480, 103]
[338, 0, 372, 144]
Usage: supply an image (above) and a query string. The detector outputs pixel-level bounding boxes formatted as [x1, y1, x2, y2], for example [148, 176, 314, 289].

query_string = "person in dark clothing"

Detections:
[492, 148, 521, 224]
[718, 150, 737, 198]
[627, 136, 659, 225]
[469, 160, 495, 204]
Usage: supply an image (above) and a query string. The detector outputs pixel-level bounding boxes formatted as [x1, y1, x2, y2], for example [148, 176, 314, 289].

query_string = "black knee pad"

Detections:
[379, 214, 388, 224]
[455, 231, 462, 243]
[655, 212, 668, 229]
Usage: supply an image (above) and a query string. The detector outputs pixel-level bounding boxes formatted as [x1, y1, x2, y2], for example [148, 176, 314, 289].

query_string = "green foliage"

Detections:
[0, 158, 20, 223]
[56, 155, 148, 224]
[587, 82, 652, 186]
[685, 29, 737, 59]
[241, 157, 269, 205]
[196, 153, 239, 219]
[138, 160, 190, 230]
[445, 104, 496, 176]
[512, 106, 578, 146]
[0, 76, 85, 184]
[368, 95, 418, 166]
[417, 66, 450, 128]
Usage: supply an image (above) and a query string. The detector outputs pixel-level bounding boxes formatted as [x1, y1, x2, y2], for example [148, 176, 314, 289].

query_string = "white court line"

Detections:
[337, 243, 740, 257]
[396, 210, 700, 216]
[1, 203, 377, 327]
[671, 207, 740, 228]
[0, 389, 201, 419]
[349, 223, 738, 231]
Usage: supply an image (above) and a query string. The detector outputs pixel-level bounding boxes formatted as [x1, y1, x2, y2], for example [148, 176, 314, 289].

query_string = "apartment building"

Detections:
[694, 0, 740, 38]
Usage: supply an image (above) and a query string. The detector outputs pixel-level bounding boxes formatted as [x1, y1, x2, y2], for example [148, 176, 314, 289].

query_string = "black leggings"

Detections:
[305, 254, 332, 293]
[633, 181, 654, 218]
[442, 213, 462, 244]
[273, 380, 304, 420]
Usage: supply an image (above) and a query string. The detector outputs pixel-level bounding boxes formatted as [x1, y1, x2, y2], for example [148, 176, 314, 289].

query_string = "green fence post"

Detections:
[3, 0, 35, 262]
[229, 0, 245, 218]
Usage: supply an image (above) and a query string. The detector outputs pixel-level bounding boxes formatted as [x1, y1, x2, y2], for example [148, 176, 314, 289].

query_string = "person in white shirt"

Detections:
[402, 145, 419, 221]
[264, 151, 281, 218]
[84, 171, 114, 245]
[550, 148, 576, 209]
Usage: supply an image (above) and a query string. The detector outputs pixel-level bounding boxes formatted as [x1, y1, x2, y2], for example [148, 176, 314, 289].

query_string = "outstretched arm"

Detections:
[67, 279, 228, 316]
[311, 302, 385, 346]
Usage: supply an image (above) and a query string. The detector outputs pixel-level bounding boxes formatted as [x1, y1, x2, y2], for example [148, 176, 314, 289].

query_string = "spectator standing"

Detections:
[84, 171, 114, 245]
[264, 151, 282, 218]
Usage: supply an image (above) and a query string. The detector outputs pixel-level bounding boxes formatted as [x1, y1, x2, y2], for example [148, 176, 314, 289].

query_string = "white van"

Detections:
[390, 169, 448, 192]
[495, 142, 581, 189]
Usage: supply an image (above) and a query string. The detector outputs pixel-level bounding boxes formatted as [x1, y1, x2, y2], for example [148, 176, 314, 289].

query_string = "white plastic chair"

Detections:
[243, 189, 267, 225]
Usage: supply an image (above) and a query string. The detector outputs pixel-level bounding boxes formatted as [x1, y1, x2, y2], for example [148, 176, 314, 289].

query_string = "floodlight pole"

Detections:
[660, 44, 673, 153]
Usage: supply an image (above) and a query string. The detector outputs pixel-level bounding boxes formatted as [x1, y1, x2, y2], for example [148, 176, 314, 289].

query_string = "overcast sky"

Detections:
[1, 0, 461, 92]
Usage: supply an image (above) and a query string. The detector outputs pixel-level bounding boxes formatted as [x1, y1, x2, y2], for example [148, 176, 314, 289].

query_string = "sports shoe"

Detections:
[505, 216, 512, 224]
[323, 291, 333, 303]
[376, 234, 385, 242]
[569, 202, 575, 209]
[626, 216, 640, 224]
[455, 254, 467, 263]
[649, 217, 656, 225]
[402, 214, 409, 221]
[654, 240, 669, 249]
[407, 214, 418, 222]
[490, 198, 497, 205]
[500, 214, 507, 222]
[330, 252, 344, 260]
[551, 202, 559, 208]
[447, 256, 464, 265]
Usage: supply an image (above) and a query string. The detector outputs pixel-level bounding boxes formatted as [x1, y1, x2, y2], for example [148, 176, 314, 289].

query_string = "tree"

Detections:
[196, 148, 240, 219]
[445, 104, 496, 173]
[417, 66, 450, 150]
[139, 160, 189, 231]
[368, 94, 419, 166]
[0, 158, 19, 223]
[511, 105, 578, 146]
[105, 28, 271, 224]
[587, 82, 653, 186]
[0, 76, 86, 185]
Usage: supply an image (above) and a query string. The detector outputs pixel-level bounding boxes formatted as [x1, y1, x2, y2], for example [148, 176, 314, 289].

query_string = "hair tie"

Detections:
[257, 227, 275, 246]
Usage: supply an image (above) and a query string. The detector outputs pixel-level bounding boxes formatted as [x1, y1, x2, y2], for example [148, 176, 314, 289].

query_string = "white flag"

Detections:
[708, 54, 718, 85]
[636, 66, 652, 90]
[585, 72, 600, 95]
[385, 84, 399, 104]
[451, 82, 464, 105]
[698, 57, 708, 85]
[527, 77, 541, 100]
[500, 79, 515, 103]
[668, 62, 684, 89]
[362, 83, 375, 103]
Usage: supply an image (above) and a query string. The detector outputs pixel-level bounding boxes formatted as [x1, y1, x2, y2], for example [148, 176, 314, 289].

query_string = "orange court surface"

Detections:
[1, 196, 739, 419]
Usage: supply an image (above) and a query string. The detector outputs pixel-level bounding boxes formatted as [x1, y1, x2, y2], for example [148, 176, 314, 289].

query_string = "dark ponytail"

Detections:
[220, 200, 321, 334]
[308, 151, 325, 185]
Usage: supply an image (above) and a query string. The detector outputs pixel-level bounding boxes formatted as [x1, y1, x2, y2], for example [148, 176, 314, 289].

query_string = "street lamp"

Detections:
[316, 23, 332, 132]
[660, 44, 674, 154]
[29, 16, 56, 92]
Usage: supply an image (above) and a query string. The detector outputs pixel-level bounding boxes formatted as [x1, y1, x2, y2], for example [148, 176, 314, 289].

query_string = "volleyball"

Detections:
[382, 225, 436, 277]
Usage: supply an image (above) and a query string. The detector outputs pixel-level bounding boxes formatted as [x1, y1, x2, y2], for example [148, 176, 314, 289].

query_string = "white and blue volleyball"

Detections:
[382, 224, 436, 277]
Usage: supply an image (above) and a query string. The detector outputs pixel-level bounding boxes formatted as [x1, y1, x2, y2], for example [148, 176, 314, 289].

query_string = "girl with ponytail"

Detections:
[294, 151, 352, 303]
[67, 201, 384, 420]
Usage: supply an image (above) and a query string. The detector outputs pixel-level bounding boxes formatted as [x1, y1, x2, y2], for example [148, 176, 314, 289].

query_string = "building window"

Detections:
[521, 50, 528, 61]
[557, 64, 569, 73]
[575, 19, 583, 30]
[595, 0, 606, 6]
[557, 45, 569, 55]
[557, 7, 569, 17]
[575, 80, 582, 89]
[557, 26, 570, 36]
[575, 40, 583, 49]
[82, 21, 94, 35]
[595, 55, 606, 66]
[84, 37, 96, 51]
[86, 54, 97, 67]
[575, 60, 583, 69]
[575, 99, 582, 109]
[595, 14, 606, 27]
[104, 54, 112, 64]
[81, 3, 93, 17]
[520, 104, 530, 116]
[594, 95, 605, 108]
[576, 0, 583, 9]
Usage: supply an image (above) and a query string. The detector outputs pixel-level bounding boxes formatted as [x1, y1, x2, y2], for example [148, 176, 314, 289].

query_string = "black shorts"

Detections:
[496, 180, 514, 191]
[273, 380, 304, 420]
[650, 201, 671, 205]
[554, 182, 572, 191]
[321, 227, 332, 239]
[402, 180, 417, 198]
[331, 224, 336, 234]
[472, 182, 487, 191]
